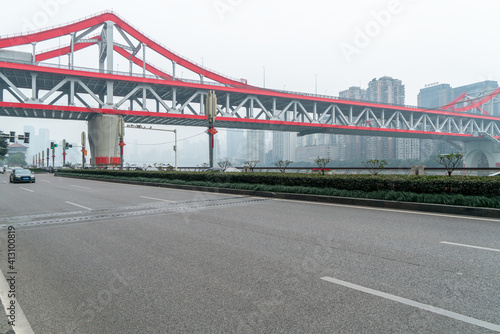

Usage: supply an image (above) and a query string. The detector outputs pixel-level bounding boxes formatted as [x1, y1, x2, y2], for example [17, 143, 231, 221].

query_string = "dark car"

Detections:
[10, 169, 36, 183]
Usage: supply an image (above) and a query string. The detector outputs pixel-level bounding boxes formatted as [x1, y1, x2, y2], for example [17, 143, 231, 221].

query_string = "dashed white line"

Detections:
[440, 241, 500, 253]
[140, 196, 176, 203]
[70, 185, 91, 190]
[321, 276, 500, 332]
[19, 187, 34, 193]
[65, 201, 92, 210]
[0, 268, 35, 334]
[41, 180, 51, 183]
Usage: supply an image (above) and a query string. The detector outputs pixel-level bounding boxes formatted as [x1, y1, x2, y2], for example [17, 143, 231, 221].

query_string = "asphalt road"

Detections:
[0, 173, 499, 333]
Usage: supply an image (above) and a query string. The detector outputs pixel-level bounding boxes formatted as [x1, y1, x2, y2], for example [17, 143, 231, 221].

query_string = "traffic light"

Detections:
[50, 142, 54, 149]
[24, 132, 30, 144]
[9, 132, 15, 143]
[65, 142, 70, 149]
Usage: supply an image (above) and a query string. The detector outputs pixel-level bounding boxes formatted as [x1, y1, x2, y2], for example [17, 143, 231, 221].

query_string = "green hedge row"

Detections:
[56, 169, 500, 197]
[54, 172, 500, 209]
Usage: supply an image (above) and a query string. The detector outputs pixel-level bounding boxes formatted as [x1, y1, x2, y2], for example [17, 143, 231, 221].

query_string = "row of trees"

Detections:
[213, 153, 465, 176]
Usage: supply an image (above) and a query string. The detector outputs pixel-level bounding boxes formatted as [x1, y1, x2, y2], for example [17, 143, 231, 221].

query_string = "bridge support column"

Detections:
[31, 73, 38, 101]
[464, 141, 500, 167]
[88, 114, 122, 167]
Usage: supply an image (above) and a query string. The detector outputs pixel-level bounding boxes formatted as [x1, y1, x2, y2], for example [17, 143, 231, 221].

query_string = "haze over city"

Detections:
[1, 0, 500, 166]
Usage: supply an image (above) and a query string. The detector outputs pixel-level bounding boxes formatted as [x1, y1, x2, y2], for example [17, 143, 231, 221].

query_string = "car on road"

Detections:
[9, 169, 36, 183]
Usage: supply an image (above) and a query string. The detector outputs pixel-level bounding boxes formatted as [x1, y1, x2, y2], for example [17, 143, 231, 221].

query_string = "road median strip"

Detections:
[54, 174, 500, 219]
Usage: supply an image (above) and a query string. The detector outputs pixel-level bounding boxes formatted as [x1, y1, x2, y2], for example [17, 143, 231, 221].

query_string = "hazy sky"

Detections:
[1, 0, 499, 165]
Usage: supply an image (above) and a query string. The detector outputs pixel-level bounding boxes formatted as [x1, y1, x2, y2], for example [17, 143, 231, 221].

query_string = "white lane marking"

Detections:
[19, 187, 34, 193]
[70, 185, 91, 190]
[1, 181, 7, 184]
[65, 201, 92, 211]
[273, 198, 500, 223]
[321, 276, 500, 332]
[0, 268, 35, 334]
[41, 180, 50, 183]
[440, 241, 500, 253]
[140, 196, 176, 203]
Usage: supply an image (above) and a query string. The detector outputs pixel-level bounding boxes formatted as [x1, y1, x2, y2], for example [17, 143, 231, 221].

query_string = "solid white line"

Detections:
[19, 188, 34, 193]
[272, 198, 500, 223]
[440, 241, 500, 253]
[0, 268, 35, 334]
[140, 196, 176, 203]
[65, 201, 92, 211]
[1, 181, 7, 184]
[321, 276, 500, 332]
[70, 185, 91, 190]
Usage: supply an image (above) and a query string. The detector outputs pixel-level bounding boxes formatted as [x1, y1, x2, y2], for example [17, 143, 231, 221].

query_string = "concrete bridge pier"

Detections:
[464, 140, 500, 168]
[88, 114, 123, 167]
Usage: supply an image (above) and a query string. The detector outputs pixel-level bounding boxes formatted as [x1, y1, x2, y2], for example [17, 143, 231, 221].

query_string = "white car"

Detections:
[225, 167, 241, 173]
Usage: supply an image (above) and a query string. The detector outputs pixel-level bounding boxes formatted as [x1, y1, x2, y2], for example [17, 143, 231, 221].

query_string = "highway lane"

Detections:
[0, 173, 499, 333]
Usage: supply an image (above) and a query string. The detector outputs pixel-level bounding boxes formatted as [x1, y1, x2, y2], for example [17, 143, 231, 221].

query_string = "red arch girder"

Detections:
[35, 36, 100, 62]
[113, 46, 173, 80]
[440, 92, 467, 110]
[0, 12, 249, 87]
[452, 87, 500, 112]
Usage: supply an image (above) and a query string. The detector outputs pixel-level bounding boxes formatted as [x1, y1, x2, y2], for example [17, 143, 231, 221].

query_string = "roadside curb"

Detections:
[55, 175, 500, 219]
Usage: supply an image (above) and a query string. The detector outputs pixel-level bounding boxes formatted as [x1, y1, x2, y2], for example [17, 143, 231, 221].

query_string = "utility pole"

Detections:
[206, 90, 218, 168]
[81, 132, 86, 168]
[62, 139, 67, 167]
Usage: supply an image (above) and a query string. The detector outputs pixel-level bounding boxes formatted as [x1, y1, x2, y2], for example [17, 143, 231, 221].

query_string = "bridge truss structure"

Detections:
[0, 11, 500, 143]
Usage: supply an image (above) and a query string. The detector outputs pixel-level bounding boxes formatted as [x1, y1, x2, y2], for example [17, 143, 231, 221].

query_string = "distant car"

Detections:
[10, 169, 36, 183]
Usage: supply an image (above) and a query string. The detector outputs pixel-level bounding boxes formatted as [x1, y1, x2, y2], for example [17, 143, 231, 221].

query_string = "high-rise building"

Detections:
[336, 77, 412, 161]
[366, 76, 405, 104]
[226, 129, 246, 164]
[366, 76, 409, 160]
[272, 132, 296, 163]
[246, 130, 266, 163]
[339, 86, 366, 101]
[417, 83, 454, 109]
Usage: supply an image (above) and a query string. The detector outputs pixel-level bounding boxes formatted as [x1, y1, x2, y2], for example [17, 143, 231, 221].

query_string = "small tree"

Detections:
[274, 160, 293, 173]
[435, 153, 464, 176]
[314, 157, 332, 175]
[217, 160, 232, 172]
[244, 160, 260, 172]
[363, 159, 388, 175]
[7, 153, 27, 167]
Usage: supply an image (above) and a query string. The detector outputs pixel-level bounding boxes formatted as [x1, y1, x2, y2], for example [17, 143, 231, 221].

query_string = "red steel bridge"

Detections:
[1, 11, 500, 166]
